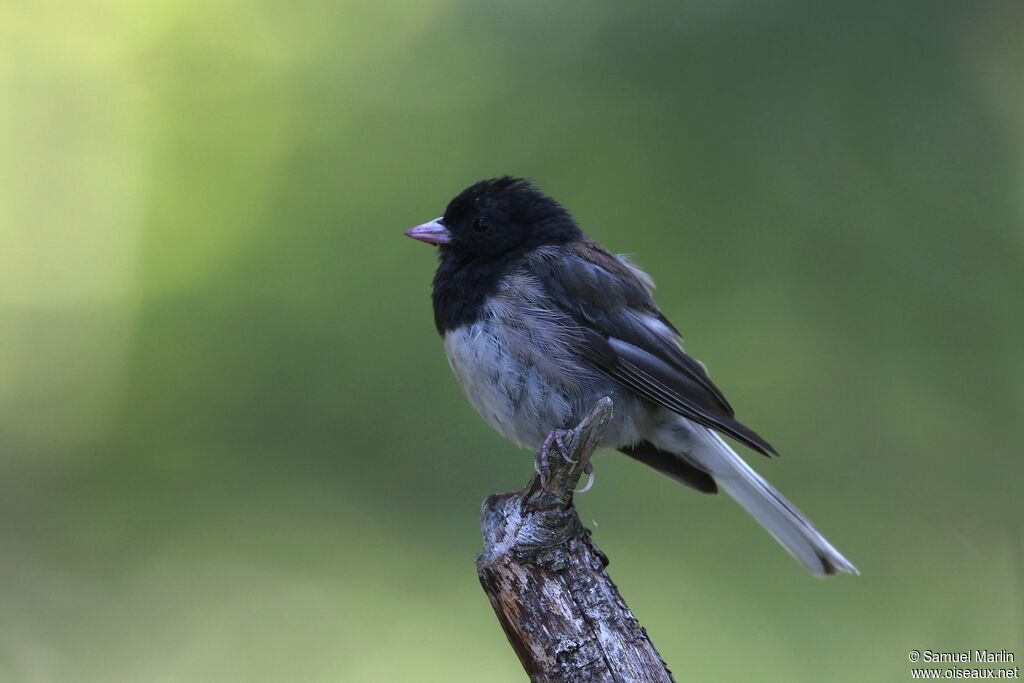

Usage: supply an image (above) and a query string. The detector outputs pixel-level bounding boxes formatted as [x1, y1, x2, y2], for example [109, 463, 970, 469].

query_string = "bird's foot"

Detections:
[534, 428, 575, 489]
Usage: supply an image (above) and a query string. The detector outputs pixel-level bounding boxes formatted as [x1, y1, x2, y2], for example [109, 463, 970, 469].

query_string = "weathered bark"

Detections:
[477, 398, 675, 682]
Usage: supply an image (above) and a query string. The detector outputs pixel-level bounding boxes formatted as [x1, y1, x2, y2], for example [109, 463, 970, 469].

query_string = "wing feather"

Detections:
[530, 243, 777, 457]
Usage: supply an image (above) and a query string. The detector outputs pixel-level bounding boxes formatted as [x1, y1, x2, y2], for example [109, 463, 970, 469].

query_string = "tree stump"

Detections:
[477, 398, 675, 682]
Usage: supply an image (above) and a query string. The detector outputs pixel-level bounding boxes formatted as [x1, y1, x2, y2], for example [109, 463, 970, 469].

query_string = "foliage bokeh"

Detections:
[2, 1, 1022, 680]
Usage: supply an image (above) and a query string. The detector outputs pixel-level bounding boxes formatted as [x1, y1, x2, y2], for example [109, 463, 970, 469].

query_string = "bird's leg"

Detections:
[534, 428, 575, 488]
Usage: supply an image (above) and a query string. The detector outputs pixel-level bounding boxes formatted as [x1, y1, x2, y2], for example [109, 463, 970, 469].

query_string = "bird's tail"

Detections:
[652, 426, 858, 577]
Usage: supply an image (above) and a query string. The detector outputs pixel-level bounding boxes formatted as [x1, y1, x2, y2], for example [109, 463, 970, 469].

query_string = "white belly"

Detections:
[443, 321, 575, 448]
[442, 302, 646, 449]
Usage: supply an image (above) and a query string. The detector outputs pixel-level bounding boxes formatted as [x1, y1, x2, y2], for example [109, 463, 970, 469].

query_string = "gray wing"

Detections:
[530, 242, 778, 457]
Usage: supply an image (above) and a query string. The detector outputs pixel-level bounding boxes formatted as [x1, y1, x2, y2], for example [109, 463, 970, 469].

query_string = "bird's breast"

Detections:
[441, 296, 587, 448]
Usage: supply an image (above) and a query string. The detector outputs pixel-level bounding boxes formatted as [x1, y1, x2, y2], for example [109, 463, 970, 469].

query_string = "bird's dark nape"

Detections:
[619, 442, 718, 494]
[443, 176, 580, 244]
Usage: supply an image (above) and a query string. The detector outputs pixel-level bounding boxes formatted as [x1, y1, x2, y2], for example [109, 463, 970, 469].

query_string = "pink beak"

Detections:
[404, 218, 451, 246]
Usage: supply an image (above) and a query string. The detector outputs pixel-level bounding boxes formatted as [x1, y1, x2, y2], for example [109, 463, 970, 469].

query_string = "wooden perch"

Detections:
[476, 398, 675, 682]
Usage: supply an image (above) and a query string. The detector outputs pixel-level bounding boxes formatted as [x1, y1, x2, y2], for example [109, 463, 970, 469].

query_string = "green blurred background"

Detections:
[2, 1, 1022, 681]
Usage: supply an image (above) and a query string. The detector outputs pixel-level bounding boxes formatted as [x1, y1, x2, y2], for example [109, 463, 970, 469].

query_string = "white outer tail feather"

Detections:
[688, 429, 858, 577]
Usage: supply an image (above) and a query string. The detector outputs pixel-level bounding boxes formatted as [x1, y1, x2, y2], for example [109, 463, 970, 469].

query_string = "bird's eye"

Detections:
[471, 217, 490, 234]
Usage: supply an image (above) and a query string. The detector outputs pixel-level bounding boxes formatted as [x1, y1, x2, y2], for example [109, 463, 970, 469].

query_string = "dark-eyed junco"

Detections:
[406, 176, 857, 577]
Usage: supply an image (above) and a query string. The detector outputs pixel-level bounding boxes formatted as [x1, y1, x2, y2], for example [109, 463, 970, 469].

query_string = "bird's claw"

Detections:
[535, 428, 575, 488]
[574, 462, 595, 494]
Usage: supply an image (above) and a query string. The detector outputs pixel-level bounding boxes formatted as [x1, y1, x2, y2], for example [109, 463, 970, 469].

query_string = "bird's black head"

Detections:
[405, 177, 581, 261]
[405, 177, 583, 334]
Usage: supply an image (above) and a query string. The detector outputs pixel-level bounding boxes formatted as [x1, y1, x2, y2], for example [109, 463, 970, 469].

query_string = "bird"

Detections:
[404, 176, 857, 577]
